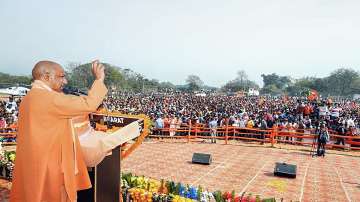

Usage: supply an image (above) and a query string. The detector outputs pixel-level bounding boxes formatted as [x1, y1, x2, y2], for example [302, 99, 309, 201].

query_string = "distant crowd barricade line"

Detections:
[1, 125, 360, 151]
[151, 124, 360, 150]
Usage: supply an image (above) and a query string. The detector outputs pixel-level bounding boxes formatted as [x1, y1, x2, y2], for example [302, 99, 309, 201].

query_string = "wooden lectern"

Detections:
[78, 113, 144, 202]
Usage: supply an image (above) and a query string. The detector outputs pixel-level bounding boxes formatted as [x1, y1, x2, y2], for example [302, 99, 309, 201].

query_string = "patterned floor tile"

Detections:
[122, 141, 360, 201]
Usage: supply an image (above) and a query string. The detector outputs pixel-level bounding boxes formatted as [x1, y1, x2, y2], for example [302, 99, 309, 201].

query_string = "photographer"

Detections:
[335, 122, 346, 146]
[316, 123, 330, 157]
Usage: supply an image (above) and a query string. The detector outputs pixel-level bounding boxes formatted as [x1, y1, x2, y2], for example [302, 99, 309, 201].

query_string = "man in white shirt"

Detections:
[209, 117, 218, 143]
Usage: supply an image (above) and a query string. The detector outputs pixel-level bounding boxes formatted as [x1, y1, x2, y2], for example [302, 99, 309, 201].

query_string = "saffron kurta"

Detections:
[10, 80, 107, 202]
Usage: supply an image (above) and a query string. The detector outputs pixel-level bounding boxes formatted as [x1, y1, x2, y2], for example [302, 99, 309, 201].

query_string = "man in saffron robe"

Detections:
[10, 60, 108, 202]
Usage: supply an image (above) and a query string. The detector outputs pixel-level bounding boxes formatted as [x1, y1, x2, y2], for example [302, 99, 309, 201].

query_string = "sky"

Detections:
[0, 0, 359, 87]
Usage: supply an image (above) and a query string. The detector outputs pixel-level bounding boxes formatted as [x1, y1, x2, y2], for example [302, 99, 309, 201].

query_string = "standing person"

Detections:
[169, 114, 177, 136]
[296, 120, 306, 143]
[209, 117, 218, 143]
[10, 60, 108, 202]
[335, 122, 346, 146]
[155, 115, 164, 135]
[317, 123, 330, 157]
[259, 118, 268, 144]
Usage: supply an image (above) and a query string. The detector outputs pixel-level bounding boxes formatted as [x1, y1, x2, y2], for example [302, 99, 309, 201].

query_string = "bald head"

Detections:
[32, 60, 61, 80]
[32, 60, 67, 92]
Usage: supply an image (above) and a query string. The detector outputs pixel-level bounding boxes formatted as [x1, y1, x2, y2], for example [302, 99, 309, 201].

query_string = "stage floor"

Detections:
[122, 140, 360, 202]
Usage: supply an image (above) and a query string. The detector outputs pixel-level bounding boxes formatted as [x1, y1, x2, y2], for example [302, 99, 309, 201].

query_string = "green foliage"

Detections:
[0, 72, 31, 87]
[350, 77, 360, 92]
[327, 68, 359, 96]
[197, 185, 203, 201]
[222, 70, 259, 92]
[213, 190, 224, 202]
[175, 182, 181, 195]
[166, 181, 176, 194]
[1, 63, 359, 96]
[231, 190, 236, 202]
[222, 79, 259, 92]
[255, 195, 261, 202]
[122, 172, 134, 186]
[65, 62, 177, 92]
[284, 68, 360, 96]
[261, 84, 282, 95]
[66, 62, 126, 90]
[66, 63, 93, 89]
[186, 75, 204, 91]
[106, 65, 126, 88]
[159, 81, 176, 90]
[285, 77, 318, 96]
[263, 68, 360, 96]
[261, 73, 291, 93]
[262, 198, 276, 202]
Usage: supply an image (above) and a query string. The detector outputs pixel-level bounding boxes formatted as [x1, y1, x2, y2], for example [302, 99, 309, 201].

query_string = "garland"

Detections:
[121, 114, 151, 159]
[97, 111, 151, 159]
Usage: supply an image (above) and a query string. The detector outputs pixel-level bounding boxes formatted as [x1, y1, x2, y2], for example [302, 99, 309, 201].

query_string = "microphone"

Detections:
[63, 86, 88, 96]
[101, 101, 113, 129]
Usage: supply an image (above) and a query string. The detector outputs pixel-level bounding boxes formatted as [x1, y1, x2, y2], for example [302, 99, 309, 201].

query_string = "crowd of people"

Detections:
[0, 96, 19, 130]
[1, 92, 360, 140]
[102, 92, 359, 140]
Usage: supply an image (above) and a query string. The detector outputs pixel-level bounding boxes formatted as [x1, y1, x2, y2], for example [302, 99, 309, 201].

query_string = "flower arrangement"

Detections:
[0, 150, 15, 180]
[121, 173, 277, 202]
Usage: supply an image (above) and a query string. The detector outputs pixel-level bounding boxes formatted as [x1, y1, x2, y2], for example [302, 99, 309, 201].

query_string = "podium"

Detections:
[78, 113, 144, 202]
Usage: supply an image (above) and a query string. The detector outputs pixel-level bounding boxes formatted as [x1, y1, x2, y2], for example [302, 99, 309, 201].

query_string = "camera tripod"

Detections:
[310, 134, 318, 157]
[310, 134, 326, 157]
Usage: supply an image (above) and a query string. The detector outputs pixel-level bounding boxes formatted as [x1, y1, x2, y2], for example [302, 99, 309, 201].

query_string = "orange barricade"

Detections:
[150, 125, 360, 151]
[2, 124, 360, 151]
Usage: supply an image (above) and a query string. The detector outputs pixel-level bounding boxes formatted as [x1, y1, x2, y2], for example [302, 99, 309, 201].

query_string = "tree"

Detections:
[261, 84, 282, 95]
[186, 75, 204, 91]
[159, 81, 176, 90]
[261, 73, 291, 94]
[66, 62, 93, 89]
[222, 79, 259, 92]
[312, 78, 329, 94]
[0, 72, 31, 87]
[236, 70, 249, 90]
[222, 70, 259, 92]
[105, 65, 126, 90]
[261, 73, 291, 89]
[66, 62, 125, 90]
[350, 77, 360, 93]
[327, 68, 359, 96]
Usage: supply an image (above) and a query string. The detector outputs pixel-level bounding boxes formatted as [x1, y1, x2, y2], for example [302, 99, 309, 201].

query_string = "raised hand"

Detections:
[91, 60, 105, 82]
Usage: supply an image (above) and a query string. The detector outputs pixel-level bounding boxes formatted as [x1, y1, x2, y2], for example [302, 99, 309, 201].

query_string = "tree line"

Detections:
[0, 62, 359, 96]
[260, 68, 360, 96]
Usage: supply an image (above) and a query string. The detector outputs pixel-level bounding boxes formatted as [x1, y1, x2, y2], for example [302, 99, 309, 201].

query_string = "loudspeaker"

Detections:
[192, 153, 212, 165]
[274, 162, 297, 178]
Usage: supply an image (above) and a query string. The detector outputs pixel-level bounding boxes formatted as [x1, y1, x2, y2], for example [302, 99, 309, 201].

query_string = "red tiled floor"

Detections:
[122, 140, 360, 201]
